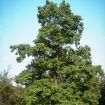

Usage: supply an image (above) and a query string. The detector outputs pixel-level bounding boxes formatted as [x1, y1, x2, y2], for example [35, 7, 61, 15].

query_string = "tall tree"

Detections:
[10, 0, 104, 105]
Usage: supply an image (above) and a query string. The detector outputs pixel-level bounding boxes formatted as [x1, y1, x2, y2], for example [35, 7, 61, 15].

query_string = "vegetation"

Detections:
[8, 0, 105, 105]
[0, 70, 23, 105]
[99, 74, 105, 105]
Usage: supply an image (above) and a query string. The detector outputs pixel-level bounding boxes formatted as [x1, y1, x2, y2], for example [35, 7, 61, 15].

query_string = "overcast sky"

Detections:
[0, 0, 105, 77]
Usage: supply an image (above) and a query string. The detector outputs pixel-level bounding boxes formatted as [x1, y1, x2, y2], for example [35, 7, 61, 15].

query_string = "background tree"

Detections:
[10, 0, 104, 105]
[99, 73, 105, 105]
[0, 70, 23, 105]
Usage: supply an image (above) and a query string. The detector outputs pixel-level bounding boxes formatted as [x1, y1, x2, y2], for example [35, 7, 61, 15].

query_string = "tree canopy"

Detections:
[10, 0, 104, 105]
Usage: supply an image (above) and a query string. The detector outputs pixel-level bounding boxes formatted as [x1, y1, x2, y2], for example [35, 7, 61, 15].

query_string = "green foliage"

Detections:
[10, 0, 104, 105]
[0, 70, 23, 105]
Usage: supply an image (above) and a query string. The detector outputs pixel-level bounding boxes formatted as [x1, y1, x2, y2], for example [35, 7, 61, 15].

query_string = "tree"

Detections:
[10, 0, 104, 105]
[99, 73, 105, 105]
[0, 70, 23, 105]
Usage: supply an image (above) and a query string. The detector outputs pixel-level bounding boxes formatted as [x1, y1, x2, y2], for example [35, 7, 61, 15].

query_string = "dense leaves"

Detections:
[10, 0, 104, 105]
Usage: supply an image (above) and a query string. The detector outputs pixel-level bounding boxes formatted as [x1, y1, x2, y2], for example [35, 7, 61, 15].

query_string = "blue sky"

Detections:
[0, 0, 105, 76]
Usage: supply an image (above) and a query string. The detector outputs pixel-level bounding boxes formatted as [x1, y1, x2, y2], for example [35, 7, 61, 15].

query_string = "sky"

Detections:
[0, 0, 105, 77]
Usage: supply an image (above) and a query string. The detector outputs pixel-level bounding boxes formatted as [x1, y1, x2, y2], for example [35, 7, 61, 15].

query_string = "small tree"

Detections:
[0, 70, 23, 105]
[10, 0, 104, 105]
